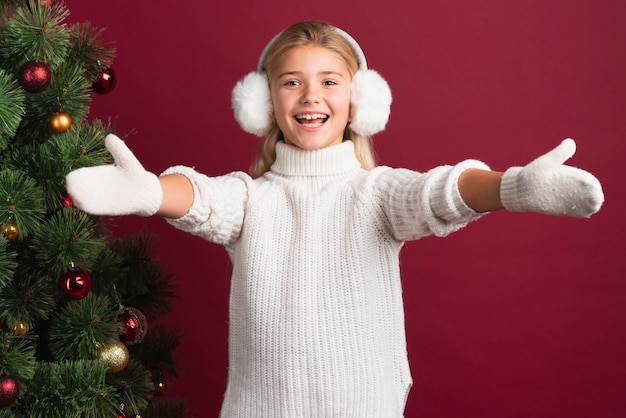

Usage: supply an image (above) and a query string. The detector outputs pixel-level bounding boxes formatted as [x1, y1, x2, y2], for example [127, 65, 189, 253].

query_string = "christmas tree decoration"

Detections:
[92, 66, 116, 94]
[117, 306, 148, 345]
[98, 339, 130, 373]
[63, 193, 75, 208]
[11, 321, 29, 336]
[114, 403, 141, 418]
[50, 111, 72, 133]
[0, 374, 19, 407]
[17, 61, 51, 93]
[59, 268, 92, 300]
[2, 218, 19, 241]
[152, 371, 168, 397]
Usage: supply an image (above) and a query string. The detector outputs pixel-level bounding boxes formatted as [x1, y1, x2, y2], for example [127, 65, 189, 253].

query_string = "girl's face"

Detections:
[270, 45, 352, 150]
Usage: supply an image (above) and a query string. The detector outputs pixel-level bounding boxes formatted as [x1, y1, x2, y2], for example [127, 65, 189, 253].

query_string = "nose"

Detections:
[300, 84, 320, 104]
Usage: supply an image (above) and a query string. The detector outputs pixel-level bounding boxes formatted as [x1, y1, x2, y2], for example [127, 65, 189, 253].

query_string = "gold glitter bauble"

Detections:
[98, 340, 129, 373]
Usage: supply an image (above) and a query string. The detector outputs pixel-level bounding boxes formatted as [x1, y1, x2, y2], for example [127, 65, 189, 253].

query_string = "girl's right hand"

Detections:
[65, 134, 163, 216]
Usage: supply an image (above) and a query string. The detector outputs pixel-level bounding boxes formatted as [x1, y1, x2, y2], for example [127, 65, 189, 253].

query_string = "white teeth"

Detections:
[295, 113, 328, 120]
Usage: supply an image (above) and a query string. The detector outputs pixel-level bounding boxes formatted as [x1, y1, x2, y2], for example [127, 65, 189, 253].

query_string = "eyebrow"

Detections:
[276, 70, 347, 79]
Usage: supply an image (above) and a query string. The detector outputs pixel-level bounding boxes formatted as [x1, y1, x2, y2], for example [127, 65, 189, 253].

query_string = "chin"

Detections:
[284, 136, 342, 151]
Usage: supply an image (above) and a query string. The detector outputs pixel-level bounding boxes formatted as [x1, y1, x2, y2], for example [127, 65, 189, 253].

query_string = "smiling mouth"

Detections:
[295, 113, 329, 127]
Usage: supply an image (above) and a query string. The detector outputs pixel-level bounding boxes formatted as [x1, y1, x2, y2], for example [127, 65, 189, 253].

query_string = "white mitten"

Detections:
[66, 134, 163, 216]
[500, 139, 604, 218]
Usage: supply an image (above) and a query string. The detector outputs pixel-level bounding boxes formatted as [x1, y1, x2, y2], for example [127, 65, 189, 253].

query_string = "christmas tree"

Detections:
[0, 1, 187, 416]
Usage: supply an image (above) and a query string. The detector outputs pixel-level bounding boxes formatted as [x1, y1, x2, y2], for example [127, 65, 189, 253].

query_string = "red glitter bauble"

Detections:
[92, 67, 116, 94]
[18, 61, 51, 93]
[0, 375, 19, 407]
[118, 307, 148, 345]
[59, 268, 92, 300]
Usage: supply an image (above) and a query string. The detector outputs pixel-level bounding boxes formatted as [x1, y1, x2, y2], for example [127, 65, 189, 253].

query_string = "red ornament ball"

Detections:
[18, 61, 51, 93]
[0, 375, 19, 407]
[117, 307, 148, 345]
[59, 268, 92, 300]
[63, 193, 74, 208]
[92, 67, 116, 94]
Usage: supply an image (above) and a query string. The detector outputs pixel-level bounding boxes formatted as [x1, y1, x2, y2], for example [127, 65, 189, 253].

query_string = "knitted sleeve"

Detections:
[374, 159, 490, 241]
[160, 166, 249, 245]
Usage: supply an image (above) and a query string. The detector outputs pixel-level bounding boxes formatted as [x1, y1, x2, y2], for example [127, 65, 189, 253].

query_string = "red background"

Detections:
[63, 1, 625, 417]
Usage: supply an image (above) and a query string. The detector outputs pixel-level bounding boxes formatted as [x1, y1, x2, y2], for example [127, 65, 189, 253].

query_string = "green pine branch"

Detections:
[68, 22, 116, 81]
[21, 360, 119, 418]
[47, 293, 119, 361]
[0, 169, 46, 238]
[106, 359, 154, 416]
[0, 1, 70, 71]
[0, 235, 16, 287]
[0, 262, 56, 331]
[0, 69, 25, 150]
[143, 398, 189, 418]
[129, 323, 183, 379]
[110, 235, 179, 321]
[0, 332, 36, 380]
[29, 208, 105, 275]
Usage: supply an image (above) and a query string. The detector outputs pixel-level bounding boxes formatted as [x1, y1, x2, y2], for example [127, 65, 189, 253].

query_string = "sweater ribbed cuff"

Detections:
[429, 159, 491, 222]
[160, 165, 208, 224]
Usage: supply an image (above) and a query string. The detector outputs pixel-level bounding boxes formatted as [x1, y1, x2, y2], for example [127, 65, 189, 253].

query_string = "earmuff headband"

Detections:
[256, 27, 369, 72]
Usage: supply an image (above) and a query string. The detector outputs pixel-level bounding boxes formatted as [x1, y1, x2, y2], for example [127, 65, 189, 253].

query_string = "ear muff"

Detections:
[231, 25, 392, 138]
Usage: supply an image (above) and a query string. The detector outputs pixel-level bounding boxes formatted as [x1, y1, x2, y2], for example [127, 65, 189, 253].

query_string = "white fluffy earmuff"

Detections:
[231, 25, 392, 137]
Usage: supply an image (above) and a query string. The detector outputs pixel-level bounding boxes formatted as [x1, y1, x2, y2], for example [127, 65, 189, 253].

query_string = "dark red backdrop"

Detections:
[64, 1, 626, 417]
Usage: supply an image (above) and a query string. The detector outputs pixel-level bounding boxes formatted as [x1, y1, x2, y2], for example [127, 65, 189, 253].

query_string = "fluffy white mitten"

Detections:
[500, 139, 604, 217]
[66, 134, 163, 216]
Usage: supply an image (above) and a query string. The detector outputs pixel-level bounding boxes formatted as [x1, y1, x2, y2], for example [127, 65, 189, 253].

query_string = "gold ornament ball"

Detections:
[98, 340, 130, 373]
[2, 220, 18, 241]
[11, 322, 28, 336]
[50, 111, 72, 133]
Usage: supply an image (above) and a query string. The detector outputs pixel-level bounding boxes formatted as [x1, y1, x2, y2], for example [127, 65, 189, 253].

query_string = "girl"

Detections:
[66, 20, 603, 418]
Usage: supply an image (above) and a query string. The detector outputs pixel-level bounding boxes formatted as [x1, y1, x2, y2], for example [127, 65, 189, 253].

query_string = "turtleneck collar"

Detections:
[270, 141, 362, 176]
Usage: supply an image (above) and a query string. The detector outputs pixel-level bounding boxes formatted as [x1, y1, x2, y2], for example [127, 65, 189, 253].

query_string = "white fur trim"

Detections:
[232, 72, 273, 137]
[350, 69, 392, 136]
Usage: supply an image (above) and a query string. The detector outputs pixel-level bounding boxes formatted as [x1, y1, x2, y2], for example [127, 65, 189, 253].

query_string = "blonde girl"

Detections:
[67, 20, 603, 418]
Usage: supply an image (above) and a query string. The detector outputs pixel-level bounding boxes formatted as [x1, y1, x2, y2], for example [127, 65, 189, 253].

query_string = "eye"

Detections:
[285, 80, 300, 87]
[323, 80, 337, 86]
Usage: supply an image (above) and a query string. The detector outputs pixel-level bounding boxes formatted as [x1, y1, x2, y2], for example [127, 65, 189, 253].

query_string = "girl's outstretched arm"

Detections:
[66, 134, 194, 218]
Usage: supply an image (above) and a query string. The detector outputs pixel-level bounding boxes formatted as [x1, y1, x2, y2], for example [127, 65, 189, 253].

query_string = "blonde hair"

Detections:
[250, 21, 377, 178]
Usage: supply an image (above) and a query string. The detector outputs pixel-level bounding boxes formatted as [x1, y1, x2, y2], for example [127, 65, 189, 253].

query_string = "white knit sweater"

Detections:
[163, 141, 488, 417]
